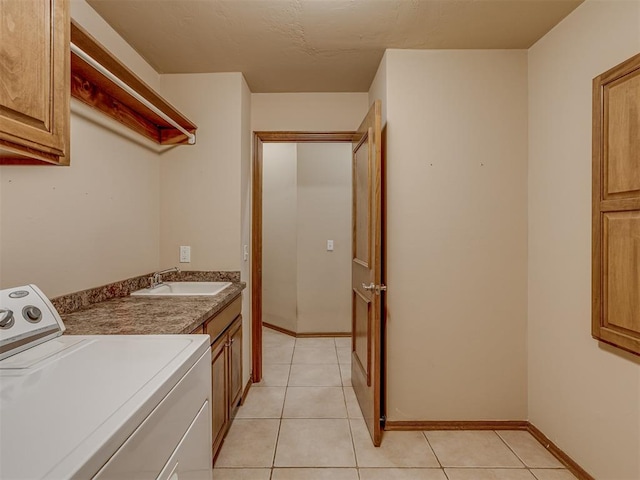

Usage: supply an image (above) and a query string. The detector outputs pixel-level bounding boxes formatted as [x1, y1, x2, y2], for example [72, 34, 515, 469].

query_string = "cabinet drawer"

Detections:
[205, 297, 241, 343]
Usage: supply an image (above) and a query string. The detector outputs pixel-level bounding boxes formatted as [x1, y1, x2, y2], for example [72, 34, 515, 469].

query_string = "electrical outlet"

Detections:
[179, 246, 191, 263]
[327, 240, 334, 251]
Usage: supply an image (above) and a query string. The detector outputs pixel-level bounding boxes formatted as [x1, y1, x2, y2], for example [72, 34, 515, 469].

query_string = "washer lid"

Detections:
[0, 334, 208, 480]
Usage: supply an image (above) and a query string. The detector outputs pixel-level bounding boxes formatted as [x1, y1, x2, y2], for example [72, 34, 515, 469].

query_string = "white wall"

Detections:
[240, 76, 253, 390]
[0, 0, 162, 297]
[262, 143, 298, 332]
[159, 73, 245, 271]
[378, 49, 529, 421]
[296, 143, 352, 334]
[159, 72, 251, 387]
[252, 93, 369, 132]
[528, 1, 640, 478]
[262, 143, 352, 334]
[368, 53, 388, 125]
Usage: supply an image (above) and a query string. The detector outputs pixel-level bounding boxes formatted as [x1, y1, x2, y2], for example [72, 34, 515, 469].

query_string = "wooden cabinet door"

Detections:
[228, 316, 243, 416]
[0, 0, 70, 165]
[210, 334, 228, 459]
[592, 53, 640, 356]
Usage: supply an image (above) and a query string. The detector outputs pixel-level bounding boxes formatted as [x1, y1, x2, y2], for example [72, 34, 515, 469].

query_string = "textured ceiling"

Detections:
[87, 0, 584, 93]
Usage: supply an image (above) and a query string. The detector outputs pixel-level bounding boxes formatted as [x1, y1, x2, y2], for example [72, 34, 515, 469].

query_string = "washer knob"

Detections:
[0, 309, 14, 328]
[23, 306, 42, 323]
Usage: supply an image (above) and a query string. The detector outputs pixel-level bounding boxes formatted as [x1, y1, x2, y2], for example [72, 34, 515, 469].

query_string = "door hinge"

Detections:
[379, 415, 386, 428]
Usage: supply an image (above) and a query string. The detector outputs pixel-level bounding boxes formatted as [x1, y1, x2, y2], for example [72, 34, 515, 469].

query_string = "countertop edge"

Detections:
[61, 282, 246, 336]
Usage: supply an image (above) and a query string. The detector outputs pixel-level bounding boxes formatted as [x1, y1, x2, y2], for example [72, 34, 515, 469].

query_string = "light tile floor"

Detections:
[214, 328, 577, 480]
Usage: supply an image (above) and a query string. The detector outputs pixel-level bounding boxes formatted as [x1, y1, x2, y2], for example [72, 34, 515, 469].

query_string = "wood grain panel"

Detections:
[354, 131, 372, 266]
[386, 420, 529, 431]
[0, 0, 69, 165]
[603, 212, 640, 333]
[350, 100, 383, 446]
[593, 52, 640, 356]
[353, 289, 371, 386]
[253, 131, 354, 143]
[70, 20, 197, 146]
[0, 0, 49, 125]
[229, 316, 243, 416]
[605, 70, 640, 196]
[210, 335, 228, 458]
[263, 322, 350, 338]
[205, 297, 242, 343]
[71, 67, 162, 143]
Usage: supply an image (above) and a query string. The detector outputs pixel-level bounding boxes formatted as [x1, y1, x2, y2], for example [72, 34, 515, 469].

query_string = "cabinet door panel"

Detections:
[228, 316, 243, 414]
[0, 0, 69, 164]
[605, 70, 640, 197]
[603, 211, 640, 333]
[210, 335, 228, 457]
[0, 1, 49, 126]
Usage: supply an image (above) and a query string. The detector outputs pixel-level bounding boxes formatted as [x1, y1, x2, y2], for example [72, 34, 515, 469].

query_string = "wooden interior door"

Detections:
[351, 100, 384, 446]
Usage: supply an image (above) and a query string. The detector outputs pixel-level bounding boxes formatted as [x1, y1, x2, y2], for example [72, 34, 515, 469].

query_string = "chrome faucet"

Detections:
[149, 267, 180, 289]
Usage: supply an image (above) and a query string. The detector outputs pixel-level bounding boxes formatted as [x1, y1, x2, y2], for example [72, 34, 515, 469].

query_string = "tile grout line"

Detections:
[420, 429, 445, 470]
[494, 429, 540, 473]
[269, 332, 294, 476]
[346, 392, 361, 473]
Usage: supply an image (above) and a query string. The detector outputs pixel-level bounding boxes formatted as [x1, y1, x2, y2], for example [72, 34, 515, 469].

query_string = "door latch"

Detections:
[362, 283, 387, 295]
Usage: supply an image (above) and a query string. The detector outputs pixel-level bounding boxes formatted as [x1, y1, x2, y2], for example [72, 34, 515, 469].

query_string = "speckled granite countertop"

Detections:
[62, 283, 244, 336]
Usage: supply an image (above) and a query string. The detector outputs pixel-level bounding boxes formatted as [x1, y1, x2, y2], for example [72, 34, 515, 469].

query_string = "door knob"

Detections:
[362, 283, 387, 295]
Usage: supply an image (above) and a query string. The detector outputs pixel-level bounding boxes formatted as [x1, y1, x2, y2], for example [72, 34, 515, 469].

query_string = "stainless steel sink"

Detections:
[130, 282, 232, 297]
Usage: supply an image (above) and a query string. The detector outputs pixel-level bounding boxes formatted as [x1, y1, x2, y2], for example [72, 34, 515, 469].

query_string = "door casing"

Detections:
[251, 131, 356, 382]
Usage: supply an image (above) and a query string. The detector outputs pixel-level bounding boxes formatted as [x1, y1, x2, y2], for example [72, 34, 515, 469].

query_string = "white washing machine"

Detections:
[0, 285, 213, 480]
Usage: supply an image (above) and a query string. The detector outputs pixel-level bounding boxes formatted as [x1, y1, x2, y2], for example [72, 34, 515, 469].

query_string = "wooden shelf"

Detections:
[70, 21, 197, 146]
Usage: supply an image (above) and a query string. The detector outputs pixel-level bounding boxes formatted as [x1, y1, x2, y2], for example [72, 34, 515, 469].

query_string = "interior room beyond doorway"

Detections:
[262, 142, 353, 336]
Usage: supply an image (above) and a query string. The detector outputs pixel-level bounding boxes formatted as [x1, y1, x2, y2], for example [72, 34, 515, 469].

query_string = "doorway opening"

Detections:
[252, 132, 356, 383]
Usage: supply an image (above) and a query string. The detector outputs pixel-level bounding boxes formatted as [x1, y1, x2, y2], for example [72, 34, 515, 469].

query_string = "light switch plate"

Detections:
[180, 246, 191, 263]
[327, 240, 334, 251]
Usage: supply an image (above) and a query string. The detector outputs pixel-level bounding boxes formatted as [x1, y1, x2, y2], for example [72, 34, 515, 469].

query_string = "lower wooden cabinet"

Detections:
[210, 314, 243, 462]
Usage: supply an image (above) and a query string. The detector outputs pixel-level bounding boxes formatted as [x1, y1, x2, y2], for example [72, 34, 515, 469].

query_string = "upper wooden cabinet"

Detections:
[0, 0, 70, 165]
[592, 52, 640, 356]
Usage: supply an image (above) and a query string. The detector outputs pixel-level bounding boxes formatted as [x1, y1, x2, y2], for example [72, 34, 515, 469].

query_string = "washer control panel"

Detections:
[0, 285, 65, 361]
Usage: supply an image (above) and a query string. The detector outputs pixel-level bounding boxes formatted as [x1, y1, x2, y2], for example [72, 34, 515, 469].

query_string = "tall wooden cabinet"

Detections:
[0, 0, 70, 165]
[592, 52, 640, 356]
